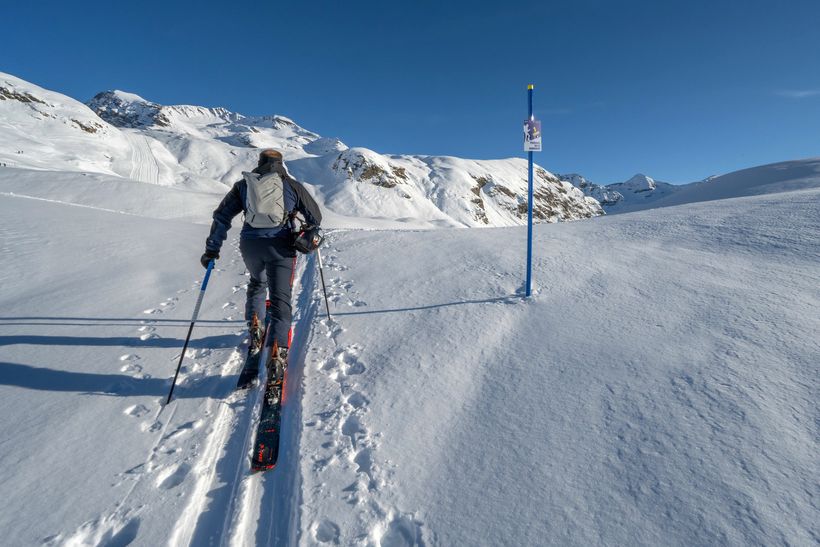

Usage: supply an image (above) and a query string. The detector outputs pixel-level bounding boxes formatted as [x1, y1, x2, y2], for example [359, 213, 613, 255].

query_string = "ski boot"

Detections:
[236, 314, 264, 389]
[248, 313, 264, 356]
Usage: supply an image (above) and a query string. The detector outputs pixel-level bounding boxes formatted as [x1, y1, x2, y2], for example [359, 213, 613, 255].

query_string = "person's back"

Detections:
[201, 149, 322, 373]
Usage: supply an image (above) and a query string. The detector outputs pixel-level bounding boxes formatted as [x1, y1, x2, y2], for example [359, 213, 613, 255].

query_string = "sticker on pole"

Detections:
[524, 119, 542, 152]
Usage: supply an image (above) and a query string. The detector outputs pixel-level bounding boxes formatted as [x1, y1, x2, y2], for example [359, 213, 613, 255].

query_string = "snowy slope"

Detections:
[562, 158, 820, 215]
[639, 157, 820, 210]
[295, 188, 819, 545]
[0, 73, 132, 177]
[1, 173, 817, 546]
[2, 71, 602, 227]
[560, 172, 680, 213]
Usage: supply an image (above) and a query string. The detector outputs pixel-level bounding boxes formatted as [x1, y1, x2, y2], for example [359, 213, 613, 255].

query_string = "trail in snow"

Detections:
[297, 235, 428, 546]
[7, 189, 320, 547]
[124, 131, 161, 185]
[54, 242, 250, 546]
[0, 190, 139, 216]
[171, 252, 318, 547]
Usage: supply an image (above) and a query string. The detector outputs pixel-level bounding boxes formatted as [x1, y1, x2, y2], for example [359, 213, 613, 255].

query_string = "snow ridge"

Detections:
[2, 70, 604, 226]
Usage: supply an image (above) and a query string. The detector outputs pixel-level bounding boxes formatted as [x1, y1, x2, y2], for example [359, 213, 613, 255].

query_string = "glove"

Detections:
[200, 249, 219, 268]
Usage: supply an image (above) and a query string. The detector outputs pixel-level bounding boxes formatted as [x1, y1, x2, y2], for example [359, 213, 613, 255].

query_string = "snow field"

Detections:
[293, 189, 819, 546]
[0, 195, 287, 545]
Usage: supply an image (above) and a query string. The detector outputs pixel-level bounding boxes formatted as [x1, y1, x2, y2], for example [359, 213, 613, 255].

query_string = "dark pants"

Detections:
[240, 237, 296, 348]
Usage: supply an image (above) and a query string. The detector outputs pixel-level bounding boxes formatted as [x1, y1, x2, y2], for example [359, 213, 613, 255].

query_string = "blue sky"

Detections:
[3, 0, 818, 183]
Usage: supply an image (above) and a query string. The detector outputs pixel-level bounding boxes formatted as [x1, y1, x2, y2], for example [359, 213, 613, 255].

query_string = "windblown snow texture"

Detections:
[0, 71, 818, 546]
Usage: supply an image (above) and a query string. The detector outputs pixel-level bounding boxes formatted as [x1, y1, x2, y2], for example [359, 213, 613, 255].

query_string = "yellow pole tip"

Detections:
[528, 84, 534, 89]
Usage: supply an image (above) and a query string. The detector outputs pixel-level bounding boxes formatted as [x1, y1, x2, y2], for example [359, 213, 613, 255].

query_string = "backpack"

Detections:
[243, 171, 288, 228]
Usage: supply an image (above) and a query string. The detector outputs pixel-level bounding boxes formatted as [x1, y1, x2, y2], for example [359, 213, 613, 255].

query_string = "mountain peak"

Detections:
[88, 90, 167, 128]
[620, 173, 656, 192]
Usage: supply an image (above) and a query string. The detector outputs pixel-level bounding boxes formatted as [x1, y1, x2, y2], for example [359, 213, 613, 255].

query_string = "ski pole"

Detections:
[316, 249, 332, 320]
[165, 259, 215, 405]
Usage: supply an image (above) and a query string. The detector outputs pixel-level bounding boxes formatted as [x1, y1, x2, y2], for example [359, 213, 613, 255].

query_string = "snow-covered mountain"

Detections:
[561, 158, 820, 216]
[1, 71, 602, 227]
[558, 173, 624, 206]
[635, 158, 820, 209]
[559, 172, 680, 213]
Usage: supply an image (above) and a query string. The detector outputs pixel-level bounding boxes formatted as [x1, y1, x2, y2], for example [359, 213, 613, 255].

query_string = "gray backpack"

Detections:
[243, 171, 288, 228]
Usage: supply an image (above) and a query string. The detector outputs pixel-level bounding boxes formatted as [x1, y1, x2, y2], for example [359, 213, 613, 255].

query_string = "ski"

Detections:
[250, 345, 288, 472]
[235, 301, 271, 390]
[249, 256, 297, 472]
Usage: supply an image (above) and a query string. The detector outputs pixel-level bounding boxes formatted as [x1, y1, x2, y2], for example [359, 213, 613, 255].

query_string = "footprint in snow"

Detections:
[155, 463, 190, 490]
[346, 391, 368, 409]
[353, 448, 375, 479]
[376, 515, 424, 547]
[50, 516, 141, 547]
[120, 362, 143, 375]
[141, 420, 163, 433]
[124, 404, 150, 418]
[312, 519, 340, 544]
[343, 358, 365, 376]
[341, 415, 366, 445]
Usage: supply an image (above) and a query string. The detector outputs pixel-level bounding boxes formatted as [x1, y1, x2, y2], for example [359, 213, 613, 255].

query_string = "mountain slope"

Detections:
[640, 158, 820, 210]
[560, 172, 681, 213]
[2, 71, 603, 227]
[562, 159, 820, 215]
[0, 73, 131, 177]
[295, 186, 820, 545]
[2, 182, 816, 546]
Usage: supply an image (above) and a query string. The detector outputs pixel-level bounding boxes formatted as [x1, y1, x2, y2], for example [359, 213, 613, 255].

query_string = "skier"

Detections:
[200, 149, 322, 372]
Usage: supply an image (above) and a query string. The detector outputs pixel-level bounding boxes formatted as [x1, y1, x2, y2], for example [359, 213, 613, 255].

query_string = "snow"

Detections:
[1, 70, 818, 546]
[641, 157, 820, 209]
[1, 163, 818, 545]
[3, 70, 602, 226]
[296, 187, 819, 545]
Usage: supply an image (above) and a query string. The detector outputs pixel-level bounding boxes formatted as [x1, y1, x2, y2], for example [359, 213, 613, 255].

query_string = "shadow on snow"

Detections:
[0, 361, 230, 399]
[0, 333, 239, 348]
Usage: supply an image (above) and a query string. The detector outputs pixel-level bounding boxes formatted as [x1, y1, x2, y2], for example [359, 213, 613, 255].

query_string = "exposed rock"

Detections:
[0, 85, 47, 105]
[71, 119, 104, 134]
[332, 149, 406, 188]
[87, 90, 166, 128]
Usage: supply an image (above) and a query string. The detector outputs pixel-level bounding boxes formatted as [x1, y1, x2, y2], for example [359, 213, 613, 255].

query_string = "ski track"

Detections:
[302, 236, 427, 546]
[45, 237, 306, 547]
[0, 191, 139, 216]
[125, 131, 161, 185]
[47, 233, 425, 547]
[50, 240, 247, 546]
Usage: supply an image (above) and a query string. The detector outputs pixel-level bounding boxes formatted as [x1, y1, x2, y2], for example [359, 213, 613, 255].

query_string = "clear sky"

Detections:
[3, 0, 818, 183]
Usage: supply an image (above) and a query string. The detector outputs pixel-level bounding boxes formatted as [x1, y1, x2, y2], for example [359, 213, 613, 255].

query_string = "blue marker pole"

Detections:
[526, 84, 534, 297]
[165, 259, 215, 405]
